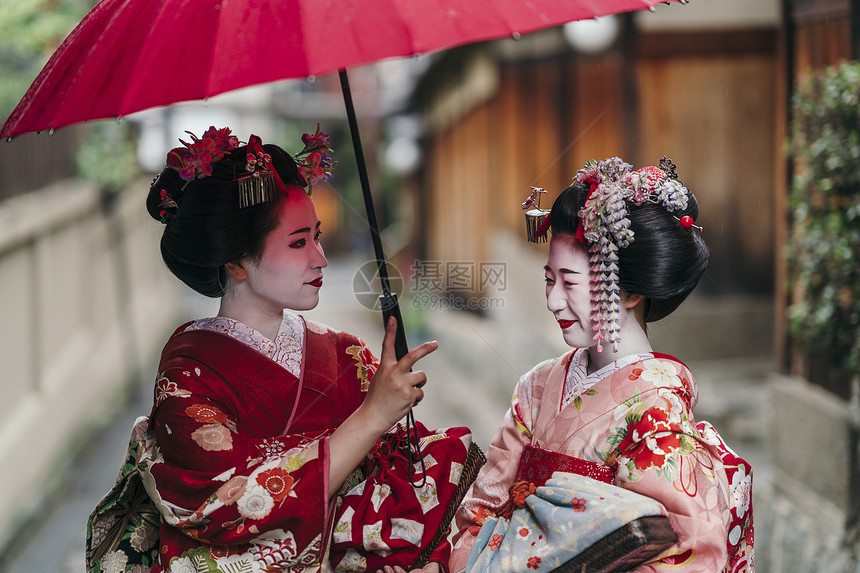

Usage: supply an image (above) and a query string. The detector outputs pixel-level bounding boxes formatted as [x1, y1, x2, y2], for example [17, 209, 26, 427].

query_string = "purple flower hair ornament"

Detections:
[571, 157, 693, 353]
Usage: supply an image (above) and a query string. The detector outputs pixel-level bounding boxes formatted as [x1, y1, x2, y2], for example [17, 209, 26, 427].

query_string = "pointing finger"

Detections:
[397, 340, 438, 370]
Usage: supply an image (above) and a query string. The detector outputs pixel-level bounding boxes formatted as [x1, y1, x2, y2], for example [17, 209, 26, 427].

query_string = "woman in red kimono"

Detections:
[136, 127, 444, 573]
[450, 158, 754, 572]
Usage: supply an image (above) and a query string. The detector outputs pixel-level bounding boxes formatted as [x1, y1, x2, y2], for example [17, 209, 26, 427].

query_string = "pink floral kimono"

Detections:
[136, 312, 450, 572]
[450, 349, 754, 573]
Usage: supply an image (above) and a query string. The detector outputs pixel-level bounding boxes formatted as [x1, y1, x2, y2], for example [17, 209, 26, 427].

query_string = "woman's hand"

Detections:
[376, 562, 441, 573]
[327, 317, 438, 497]
[362, 316, 438, 431]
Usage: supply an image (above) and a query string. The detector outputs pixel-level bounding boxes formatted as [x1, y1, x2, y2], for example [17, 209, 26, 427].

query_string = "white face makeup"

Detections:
[544, 234, 598, 350]
[240, 188, 328, 313]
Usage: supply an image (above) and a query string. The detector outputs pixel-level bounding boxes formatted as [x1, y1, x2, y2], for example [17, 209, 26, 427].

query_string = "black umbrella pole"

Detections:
[339, 69, 409, 360]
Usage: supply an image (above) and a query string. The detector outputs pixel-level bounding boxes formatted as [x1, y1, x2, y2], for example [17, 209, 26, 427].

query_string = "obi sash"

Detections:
[515, 444, 614, 487]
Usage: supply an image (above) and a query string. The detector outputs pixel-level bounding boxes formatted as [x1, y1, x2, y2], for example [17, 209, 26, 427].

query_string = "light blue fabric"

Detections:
[465, 472, 668, 572]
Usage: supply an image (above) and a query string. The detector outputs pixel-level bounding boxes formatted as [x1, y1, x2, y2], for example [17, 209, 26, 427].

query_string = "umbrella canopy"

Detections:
[1, 0, 680, 138]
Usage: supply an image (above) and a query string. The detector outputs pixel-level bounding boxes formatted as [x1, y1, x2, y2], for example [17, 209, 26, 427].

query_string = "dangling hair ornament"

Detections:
[239, 126, 335, 206]
[570, 156, 697, 353]
[238, 135, 286, 208]
[522, 186, 551, 243]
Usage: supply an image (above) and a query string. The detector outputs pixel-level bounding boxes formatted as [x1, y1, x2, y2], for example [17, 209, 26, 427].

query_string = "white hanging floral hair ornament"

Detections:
[523, 156, 700, 353]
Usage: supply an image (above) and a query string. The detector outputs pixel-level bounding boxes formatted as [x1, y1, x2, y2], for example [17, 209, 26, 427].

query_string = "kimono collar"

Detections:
[183, 311, 304, 377]
[562, 349, 655, 409]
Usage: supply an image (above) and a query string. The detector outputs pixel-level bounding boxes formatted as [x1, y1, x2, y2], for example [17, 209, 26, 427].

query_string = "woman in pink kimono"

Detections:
[450, 158, 754, 573]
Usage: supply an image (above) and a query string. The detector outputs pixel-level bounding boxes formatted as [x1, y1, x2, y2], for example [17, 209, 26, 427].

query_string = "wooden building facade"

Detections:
[414, 12, 780, 307]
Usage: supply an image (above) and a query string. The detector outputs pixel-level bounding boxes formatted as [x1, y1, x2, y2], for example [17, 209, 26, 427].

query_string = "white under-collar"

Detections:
[184, 311, 304, 378]
[561, 348, 654, 409]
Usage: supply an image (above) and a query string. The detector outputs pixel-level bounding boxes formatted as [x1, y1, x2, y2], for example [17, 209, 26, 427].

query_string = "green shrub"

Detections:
[76, 122, 140, 193]
[0, 0, 91, 119]
[787, 61, 860, 377]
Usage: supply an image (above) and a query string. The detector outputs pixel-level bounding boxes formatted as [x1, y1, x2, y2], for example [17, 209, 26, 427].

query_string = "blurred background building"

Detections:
[0, 0, 859, 571]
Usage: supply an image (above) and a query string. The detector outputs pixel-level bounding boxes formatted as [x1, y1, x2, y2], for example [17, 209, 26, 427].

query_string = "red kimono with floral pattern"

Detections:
[138, 314, 449, 572]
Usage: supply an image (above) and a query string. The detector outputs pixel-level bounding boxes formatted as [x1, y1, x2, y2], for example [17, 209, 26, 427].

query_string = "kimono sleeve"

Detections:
[340, 330, 453, 570]
[608, 386, 731, 571]
[139, 366, 330, 549]
[341, 333, 378, 394]
[449, 368, 538, 573]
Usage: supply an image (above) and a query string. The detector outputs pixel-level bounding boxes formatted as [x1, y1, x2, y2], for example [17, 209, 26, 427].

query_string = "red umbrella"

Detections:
[1, 0, 679, 138]
[1, 0, 683, 355]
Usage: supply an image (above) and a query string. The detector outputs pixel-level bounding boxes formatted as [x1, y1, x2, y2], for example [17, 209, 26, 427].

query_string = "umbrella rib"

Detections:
[205, 0, 227, 99]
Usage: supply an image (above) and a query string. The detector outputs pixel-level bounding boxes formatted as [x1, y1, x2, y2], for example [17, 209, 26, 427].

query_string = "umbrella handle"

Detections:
[381, 292, 426, 489]
[381, 293, 425, 489]
[340, 68, 410, 363]
[340, 69, 427, 488]
[339, 69, 402, 314]
[339, 69, 405, 353]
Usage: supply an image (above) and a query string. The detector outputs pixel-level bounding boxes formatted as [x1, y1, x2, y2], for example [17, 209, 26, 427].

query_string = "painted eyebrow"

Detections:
[544, 265, 581, 274]
[289, 221, 322, 236]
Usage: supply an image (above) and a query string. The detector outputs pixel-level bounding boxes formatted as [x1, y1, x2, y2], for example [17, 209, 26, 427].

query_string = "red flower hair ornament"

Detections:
[155, 125, 336, 218]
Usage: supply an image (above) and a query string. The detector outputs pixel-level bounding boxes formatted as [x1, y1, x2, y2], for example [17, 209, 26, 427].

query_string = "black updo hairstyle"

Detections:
[146, 143, 302, 297]
[549, 177, 709, 322]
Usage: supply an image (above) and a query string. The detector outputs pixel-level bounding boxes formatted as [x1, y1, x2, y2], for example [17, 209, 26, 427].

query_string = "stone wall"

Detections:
[0, 179, 181, 551]
[759, 375, 860, 573]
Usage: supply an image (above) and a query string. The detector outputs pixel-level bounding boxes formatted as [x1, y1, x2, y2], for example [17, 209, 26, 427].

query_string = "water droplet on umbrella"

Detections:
[512, 32, 521, 40]
[48, 129, 55, 136]
[36, 130, 42, 134]
[5, 137, 13, 143]
[649, 5, 657, 11]
[307, 75, 317, 84]
[117, 116, 123, 123]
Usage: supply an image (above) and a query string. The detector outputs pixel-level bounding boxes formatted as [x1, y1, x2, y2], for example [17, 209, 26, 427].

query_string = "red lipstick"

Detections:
[557, 319, 574, 330]
[308, 278, 323, 288]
